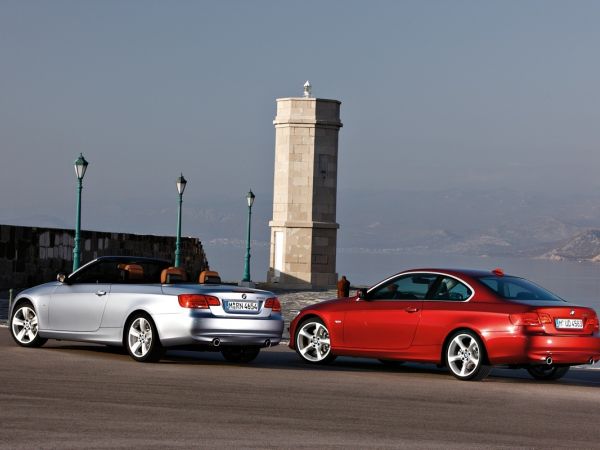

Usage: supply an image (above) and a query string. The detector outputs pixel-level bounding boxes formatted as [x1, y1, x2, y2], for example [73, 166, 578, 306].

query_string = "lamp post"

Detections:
[72, 153, 89, 272]
[242, 189, 255, 283]
[174, 173, 187, 267]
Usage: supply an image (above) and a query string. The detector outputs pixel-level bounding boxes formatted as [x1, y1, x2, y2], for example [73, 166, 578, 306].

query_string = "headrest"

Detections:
[160, 267, 187, 284]
[199, 270, 221, 284]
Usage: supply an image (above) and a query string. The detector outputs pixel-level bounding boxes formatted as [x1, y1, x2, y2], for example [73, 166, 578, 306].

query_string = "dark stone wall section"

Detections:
[0, 224, 209, 290]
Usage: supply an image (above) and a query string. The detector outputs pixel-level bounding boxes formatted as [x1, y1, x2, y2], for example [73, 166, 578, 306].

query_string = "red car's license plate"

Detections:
[555, 318, 584, 329]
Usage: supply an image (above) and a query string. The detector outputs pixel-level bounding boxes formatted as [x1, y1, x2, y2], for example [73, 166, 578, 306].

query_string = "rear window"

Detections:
[478, 276, 564, 302]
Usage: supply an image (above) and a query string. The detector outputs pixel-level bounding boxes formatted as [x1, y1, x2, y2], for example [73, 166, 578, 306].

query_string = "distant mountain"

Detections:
[539, 229, 600, 262]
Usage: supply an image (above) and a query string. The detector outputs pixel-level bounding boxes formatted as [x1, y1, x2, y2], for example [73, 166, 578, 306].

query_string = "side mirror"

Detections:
[356, 288, 368, 299]
[56, 273, 69, 284]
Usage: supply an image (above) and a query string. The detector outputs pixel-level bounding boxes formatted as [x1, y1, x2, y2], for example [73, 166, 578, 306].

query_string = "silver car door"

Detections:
[49, 283, 111, 332]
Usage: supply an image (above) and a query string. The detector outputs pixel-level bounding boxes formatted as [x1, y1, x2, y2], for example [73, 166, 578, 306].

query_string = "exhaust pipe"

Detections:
[212, 338, 221, 347]
[545, 356, 553, 365]
[589, 357, 595, 364]
[264, 339, 271, 348]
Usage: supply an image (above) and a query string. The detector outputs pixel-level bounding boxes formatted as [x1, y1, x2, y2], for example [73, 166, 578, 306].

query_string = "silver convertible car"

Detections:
[9, 256, 284, 363]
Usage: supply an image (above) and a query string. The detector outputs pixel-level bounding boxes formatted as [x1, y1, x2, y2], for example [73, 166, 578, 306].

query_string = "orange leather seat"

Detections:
[123, 264, 144, 281]
[199, 270, 221, 284]
[160, 267, 187, 284]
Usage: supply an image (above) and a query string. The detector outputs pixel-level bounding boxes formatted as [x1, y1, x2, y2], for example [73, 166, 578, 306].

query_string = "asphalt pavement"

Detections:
[1, 328, 600, 449]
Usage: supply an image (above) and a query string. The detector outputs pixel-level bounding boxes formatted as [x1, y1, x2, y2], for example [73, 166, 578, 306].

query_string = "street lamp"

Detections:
[174, 173, 187, 267]
[242, 189, 255, 283]
[72, 153, 89, 272]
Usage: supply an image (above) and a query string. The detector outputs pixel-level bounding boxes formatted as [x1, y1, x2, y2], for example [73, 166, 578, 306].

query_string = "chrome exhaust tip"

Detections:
[589, 357, 595, 364]
[545, 356, 553, 365]
[212, 338, 221, 347]
[264, 339, 271, 348]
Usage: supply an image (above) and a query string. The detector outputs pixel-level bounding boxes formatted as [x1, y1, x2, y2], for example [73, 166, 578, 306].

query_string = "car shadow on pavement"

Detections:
[41, 341, 600, 388]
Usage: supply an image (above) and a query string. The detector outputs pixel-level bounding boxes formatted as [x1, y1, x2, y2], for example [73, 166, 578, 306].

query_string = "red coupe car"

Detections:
[289, 268, 600, 381]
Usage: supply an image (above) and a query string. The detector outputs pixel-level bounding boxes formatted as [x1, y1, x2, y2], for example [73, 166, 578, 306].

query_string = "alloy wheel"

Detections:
[296, 320, 334, 363]
[128, 317, 153, 359]
[446, 332, 490, 380]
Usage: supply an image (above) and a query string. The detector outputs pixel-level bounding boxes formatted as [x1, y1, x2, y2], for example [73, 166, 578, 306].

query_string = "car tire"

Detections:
[295, 318, 336, 364]
[10, 301, 47, 348]
[526, 365, 570, 381]
[125, 313, 163, 363]
[221, 346, 261, 363]
[445, 330, 491, 381]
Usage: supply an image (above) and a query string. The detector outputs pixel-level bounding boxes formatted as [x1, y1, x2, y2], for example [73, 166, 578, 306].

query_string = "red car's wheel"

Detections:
[445, 331, 491, 381]
[295, 318, 336, 364]
[527, 365, 570, 381]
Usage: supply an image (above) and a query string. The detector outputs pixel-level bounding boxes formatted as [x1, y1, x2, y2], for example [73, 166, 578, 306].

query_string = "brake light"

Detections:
[509, 313, 542, 326]
[178, 294, 220, 309]
[509, 312, 552, 327]
[589, 315, 600, 332]
[265, 297, 281, 312]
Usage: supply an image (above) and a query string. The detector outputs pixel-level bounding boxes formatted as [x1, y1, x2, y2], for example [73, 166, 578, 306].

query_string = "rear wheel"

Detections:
[527, 365, 570, 381]
[295, 318, 336, 364]
[10, 302, 47, 348]
[445, 331, 491, 381]
[221, 346, 260, 363]
[125, 313, 163, 362]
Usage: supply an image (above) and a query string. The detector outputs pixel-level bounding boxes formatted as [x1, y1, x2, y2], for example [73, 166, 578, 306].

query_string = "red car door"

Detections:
[342, 273, 436, 350]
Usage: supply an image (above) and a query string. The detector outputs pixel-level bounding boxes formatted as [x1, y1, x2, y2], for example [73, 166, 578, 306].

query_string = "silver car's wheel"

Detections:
[445, 331, 491, 381]
[295, 319, 336, 364]
[126, 314, 163, 362]
[10, 303, 47, 348]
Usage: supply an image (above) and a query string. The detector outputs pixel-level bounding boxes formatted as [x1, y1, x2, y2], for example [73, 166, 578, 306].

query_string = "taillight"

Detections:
[265, 297, 281, 312]
[509, 312, 552, 327]
[589, 315, 600, 332]
[178, 294, 220, 309]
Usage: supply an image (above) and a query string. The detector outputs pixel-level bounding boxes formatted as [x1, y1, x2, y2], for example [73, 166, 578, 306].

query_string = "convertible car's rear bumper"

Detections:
[153, 312, 285, 348]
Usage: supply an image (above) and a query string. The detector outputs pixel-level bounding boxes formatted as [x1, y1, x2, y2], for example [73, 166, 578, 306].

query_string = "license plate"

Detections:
[555, 318, 584, 329]
[225, 301, 258, 312]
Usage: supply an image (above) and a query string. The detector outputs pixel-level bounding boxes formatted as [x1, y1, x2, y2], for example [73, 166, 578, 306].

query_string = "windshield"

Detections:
[477, 276, 564, 302]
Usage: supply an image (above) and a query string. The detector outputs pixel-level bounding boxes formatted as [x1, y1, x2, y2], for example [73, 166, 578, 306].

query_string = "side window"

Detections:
[369, 274, 437, 300]
[431, 276, 471, 301]
[70, 261, 122, 284]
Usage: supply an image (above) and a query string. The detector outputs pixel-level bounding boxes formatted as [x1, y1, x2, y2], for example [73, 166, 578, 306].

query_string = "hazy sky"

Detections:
[2, 1, 600, 257]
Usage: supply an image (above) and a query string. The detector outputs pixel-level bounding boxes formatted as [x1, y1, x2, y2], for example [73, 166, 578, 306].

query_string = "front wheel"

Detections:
[445, 331, 491, 381]
[527, 365, 570, 381]
[125, 313, 163, 362]
[221, 347, 260, 363]
[10, 302, 47, 348]
[295, 318, 336, 364]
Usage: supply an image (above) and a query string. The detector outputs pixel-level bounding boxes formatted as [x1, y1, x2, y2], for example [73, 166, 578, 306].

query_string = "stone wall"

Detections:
[0, 224, 208, 290]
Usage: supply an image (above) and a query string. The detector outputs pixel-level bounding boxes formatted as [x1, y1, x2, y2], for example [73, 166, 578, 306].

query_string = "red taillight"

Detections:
[509, 313, 542, 326]
[509, 312, 552, 327]
[178, 294, 220, 309]
[589, 316, 600, 332]
[265, 297, 281, 312]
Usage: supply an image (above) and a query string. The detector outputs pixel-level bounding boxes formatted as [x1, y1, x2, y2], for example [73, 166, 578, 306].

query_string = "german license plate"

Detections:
[555, 318, 584, 329]
[225, 301, 258, 312]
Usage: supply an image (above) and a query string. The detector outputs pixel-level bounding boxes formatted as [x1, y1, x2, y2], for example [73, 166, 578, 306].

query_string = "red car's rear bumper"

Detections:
[486, 332, 600, 365]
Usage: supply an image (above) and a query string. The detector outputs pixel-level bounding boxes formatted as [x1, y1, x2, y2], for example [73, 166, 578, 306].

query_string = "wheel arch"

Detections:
[440, 327, 490, 367]
[122, 309, 161, 346]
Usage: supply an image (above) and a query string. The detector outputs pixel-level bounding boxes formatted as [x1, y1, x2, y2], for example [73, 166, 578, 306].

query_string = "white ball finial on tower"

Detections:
[303, 80, 312, 98]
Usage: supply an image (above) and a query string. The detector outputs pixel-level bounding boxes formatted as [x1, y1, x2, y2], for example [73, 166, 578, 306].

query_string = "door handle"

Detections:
[96, 290, 107, 296]
[405, 306, 419, 313]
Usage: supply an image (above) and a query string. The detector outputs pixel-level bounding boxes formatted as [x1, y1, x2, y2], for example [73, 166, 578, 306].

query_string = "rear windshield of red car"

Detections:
[477, 276, 564, 302]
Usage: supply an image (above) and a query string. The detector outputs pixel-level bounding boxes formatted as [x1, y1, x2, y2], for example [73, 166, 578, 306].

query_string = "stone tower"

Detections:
[267, 85, 343, 288]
